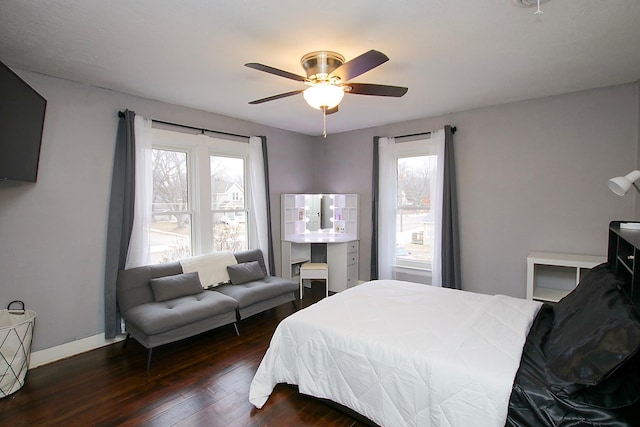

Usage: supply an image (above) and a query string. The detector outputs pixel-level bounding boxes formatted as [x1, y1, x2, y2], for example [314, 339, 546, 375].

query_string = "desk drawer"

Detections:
[347, 264, 358, 281]
[347, 241, 358, 265]
[347, 253, 358, 266]
[327, 240, 359, 293]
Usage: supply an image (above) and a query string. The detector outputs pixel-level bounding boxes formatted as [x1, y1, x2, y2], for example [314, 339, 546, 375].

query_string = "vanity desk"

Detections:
[281, 194, 359, 293]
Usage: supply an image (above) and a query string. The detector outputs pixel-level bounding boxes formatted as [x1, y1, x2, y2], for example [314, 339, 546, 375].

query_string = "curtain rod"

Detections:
[395, 126, 457, 139]
[118, 111, 250, 140]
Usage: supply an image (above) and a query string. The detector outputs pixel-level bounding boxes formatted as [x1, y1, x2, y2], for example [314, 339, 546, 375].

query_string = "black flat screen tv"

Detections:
[0, 60, 47, 183]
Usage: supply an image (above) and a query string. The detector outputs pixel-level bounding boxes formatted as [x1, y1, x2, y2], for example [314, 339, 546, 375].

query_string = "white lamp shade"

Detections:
[303, 84, 344, 110]
[608, 170, 640, 196]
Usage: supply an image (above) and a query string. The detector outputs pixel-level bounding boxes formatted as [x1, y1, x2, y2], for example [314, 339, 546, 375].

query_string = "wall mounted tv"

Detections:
[0, 60, 47, 183]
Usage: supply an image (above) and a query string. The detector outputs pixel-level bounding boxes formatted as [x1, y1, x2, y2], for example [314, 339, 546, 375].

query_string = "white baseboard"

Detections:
[29, 334, 125, 368]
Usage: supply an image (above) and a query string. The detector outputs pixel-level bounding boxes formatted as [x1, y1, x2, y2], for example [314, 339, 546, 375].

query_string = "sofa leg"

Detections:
[292, 300, 299, 311]
[146, 348, 153, 373]
[233, 322, 240, 336]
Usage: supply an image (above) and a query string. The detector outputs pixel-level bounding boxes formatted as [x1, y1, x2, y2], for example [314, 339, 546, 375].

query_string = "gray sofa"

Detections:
[116, 249, 297, 371]
[215, 249, 300, 320]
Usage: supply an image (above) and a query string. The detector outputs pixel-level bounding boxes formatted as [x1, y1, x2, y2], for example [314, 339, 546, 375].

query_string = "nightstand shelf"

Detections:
[608, 221, 640, 305]
[526, 251, 606, 302]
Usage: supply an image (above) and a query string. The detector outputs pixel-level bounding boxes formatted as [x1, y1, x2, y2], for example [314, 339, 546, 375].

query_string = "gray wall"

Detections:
[1, 68, 637, 354]
[314, 83, 639, 297]
[0, 71, 314, 352]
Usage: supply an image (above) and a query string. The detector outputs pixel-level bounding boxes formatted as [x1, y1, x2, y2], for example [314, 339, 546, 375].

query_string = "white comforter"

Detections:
[249, 280, 542, 427]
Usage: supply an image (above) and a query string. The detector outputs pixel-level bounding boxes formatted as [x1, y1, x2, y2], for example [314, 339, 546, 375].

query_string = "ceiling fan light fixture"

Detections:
[301, 51, 345, 80]
[303, 84, 344, 110]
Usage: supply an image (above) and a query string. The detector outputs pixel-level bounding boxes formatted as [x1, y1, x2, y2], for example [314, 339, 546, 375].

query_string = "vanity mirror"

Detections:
[281, 193, 359, 241]
[303, 194, 334, 231]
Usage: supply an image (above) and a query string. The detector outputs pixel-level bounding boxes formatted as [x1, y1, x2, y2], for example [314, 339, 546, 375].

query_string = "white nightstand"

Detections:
[526, 252, 606, 302]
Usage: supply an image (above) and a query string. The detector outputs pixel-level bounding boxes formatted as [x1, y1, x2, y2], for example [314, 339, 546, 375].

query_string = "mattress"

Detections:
[249, 280, 542, 426]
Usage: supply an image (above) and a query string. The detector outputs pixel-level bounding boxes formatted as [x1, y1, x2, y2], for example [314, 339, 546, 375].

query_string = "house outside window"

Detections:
[210, 155, 247, 253]
[150, 128, 249, 264]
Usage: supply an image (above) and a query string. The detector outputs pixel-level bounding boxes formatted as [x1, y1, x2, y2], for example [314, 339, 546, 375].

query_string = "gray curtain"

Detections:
[370, 136, 380, 280]
[441, 125, 461, 289]
[260, 136, 276, 275]
[104, 110, 136, 338]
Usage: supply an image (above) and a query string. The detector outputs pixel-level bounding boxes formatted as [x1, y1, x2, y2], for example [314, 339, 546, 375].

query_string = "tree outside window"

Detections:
[151, 148, 192, 263]
[396, 155, 436, 268]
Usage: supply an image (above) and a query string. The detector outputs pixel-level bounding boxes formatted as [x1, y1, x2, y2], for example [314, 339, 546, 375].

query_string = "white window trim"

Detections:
[151, 128, 250, 258]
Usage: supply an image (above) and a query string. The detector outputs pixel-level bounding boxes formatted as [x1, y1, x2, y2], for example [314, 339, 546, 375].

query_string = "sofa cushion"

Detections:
[214, 276, 298, 308]
[123, 291, 238, 336]
[117, 262, 183, 313]
[180, 251, 237, 288]
[227, 261, 265, 285]
[234, 249, 268, 276]
[149, 272, 204, 302]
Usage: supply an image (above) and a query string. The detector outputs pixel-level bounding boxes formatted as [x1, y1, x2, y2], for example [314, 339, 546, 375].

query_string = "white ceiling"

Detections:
[1, 0, 639, 136]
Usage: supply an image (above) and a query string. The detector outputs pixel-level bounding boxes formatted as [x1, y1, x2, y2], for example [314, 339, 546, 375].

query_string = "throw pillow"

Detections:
[227, 261, 265, 285]
[544, 265, 640, 405]
[552, 262, 610, 326]
[149, 272, 204, 302]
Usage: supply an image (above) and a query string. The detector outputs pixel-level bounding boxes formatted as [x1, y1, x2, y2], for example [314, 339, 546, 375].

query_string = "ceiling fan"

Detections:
[245, 50, 408, 136]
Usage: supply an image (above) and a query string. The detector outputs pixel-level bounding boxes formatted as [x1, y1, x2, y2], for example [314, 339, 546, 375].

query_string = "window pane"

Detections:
[213, 211, 247, 252]
[210, 156, 244, 210]
[210, 155, 247, 251]
[150, 148, 192, 263]
[396, 155, 436, 267]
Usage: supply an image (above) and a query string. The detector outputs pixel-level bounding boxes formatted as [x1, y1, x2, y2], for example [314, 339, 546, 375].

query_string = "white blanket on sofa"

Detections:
[249, 280, 542, 427]
[180, 251, 237, 288]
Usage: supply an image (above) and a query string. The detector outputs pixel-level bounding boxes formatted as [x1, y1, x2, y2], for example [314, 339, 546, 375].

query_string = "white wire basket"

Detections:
[0, 301, 36, 398]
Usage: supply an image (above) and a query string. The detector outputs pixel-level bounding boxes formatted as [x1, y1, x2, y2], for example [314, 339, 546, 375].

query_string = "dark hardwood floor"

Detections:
[0, 285, 369, 427]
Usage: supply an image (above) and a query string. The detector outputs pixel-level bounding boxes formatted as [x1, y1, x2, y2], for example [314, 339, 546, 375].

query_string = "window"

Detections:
[396, 153, 437, 270]
[378, 134, 444, 284]
[151, 148, 193, 263]
[210, 155, 247, 253]
[149, 128, 250, 264]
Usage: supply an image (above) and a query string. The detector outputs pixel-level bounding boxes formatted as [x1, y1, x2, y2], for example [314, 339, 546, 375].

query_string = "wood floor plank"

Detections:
[0, 286, 371, 426]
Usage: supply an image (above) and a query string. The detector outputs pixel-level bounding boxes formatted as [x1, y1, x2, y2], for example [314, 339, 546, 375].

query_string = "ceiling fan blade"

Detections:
[245, 63, 308, 82]
[330, 50, 389, 82]
[248, 89, 304, 104]
[347, 83, 408, 97]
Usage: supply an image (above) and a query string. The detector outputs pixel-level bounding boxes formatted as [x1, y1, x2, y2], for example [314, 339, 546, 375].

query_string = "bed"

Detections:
[250, 222, 640, 426]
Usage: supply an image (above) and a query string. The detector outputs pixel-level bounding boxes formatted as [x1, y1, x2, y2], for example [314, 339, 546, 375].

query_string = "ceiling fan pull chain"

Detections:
[323, 108, 327, 138]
